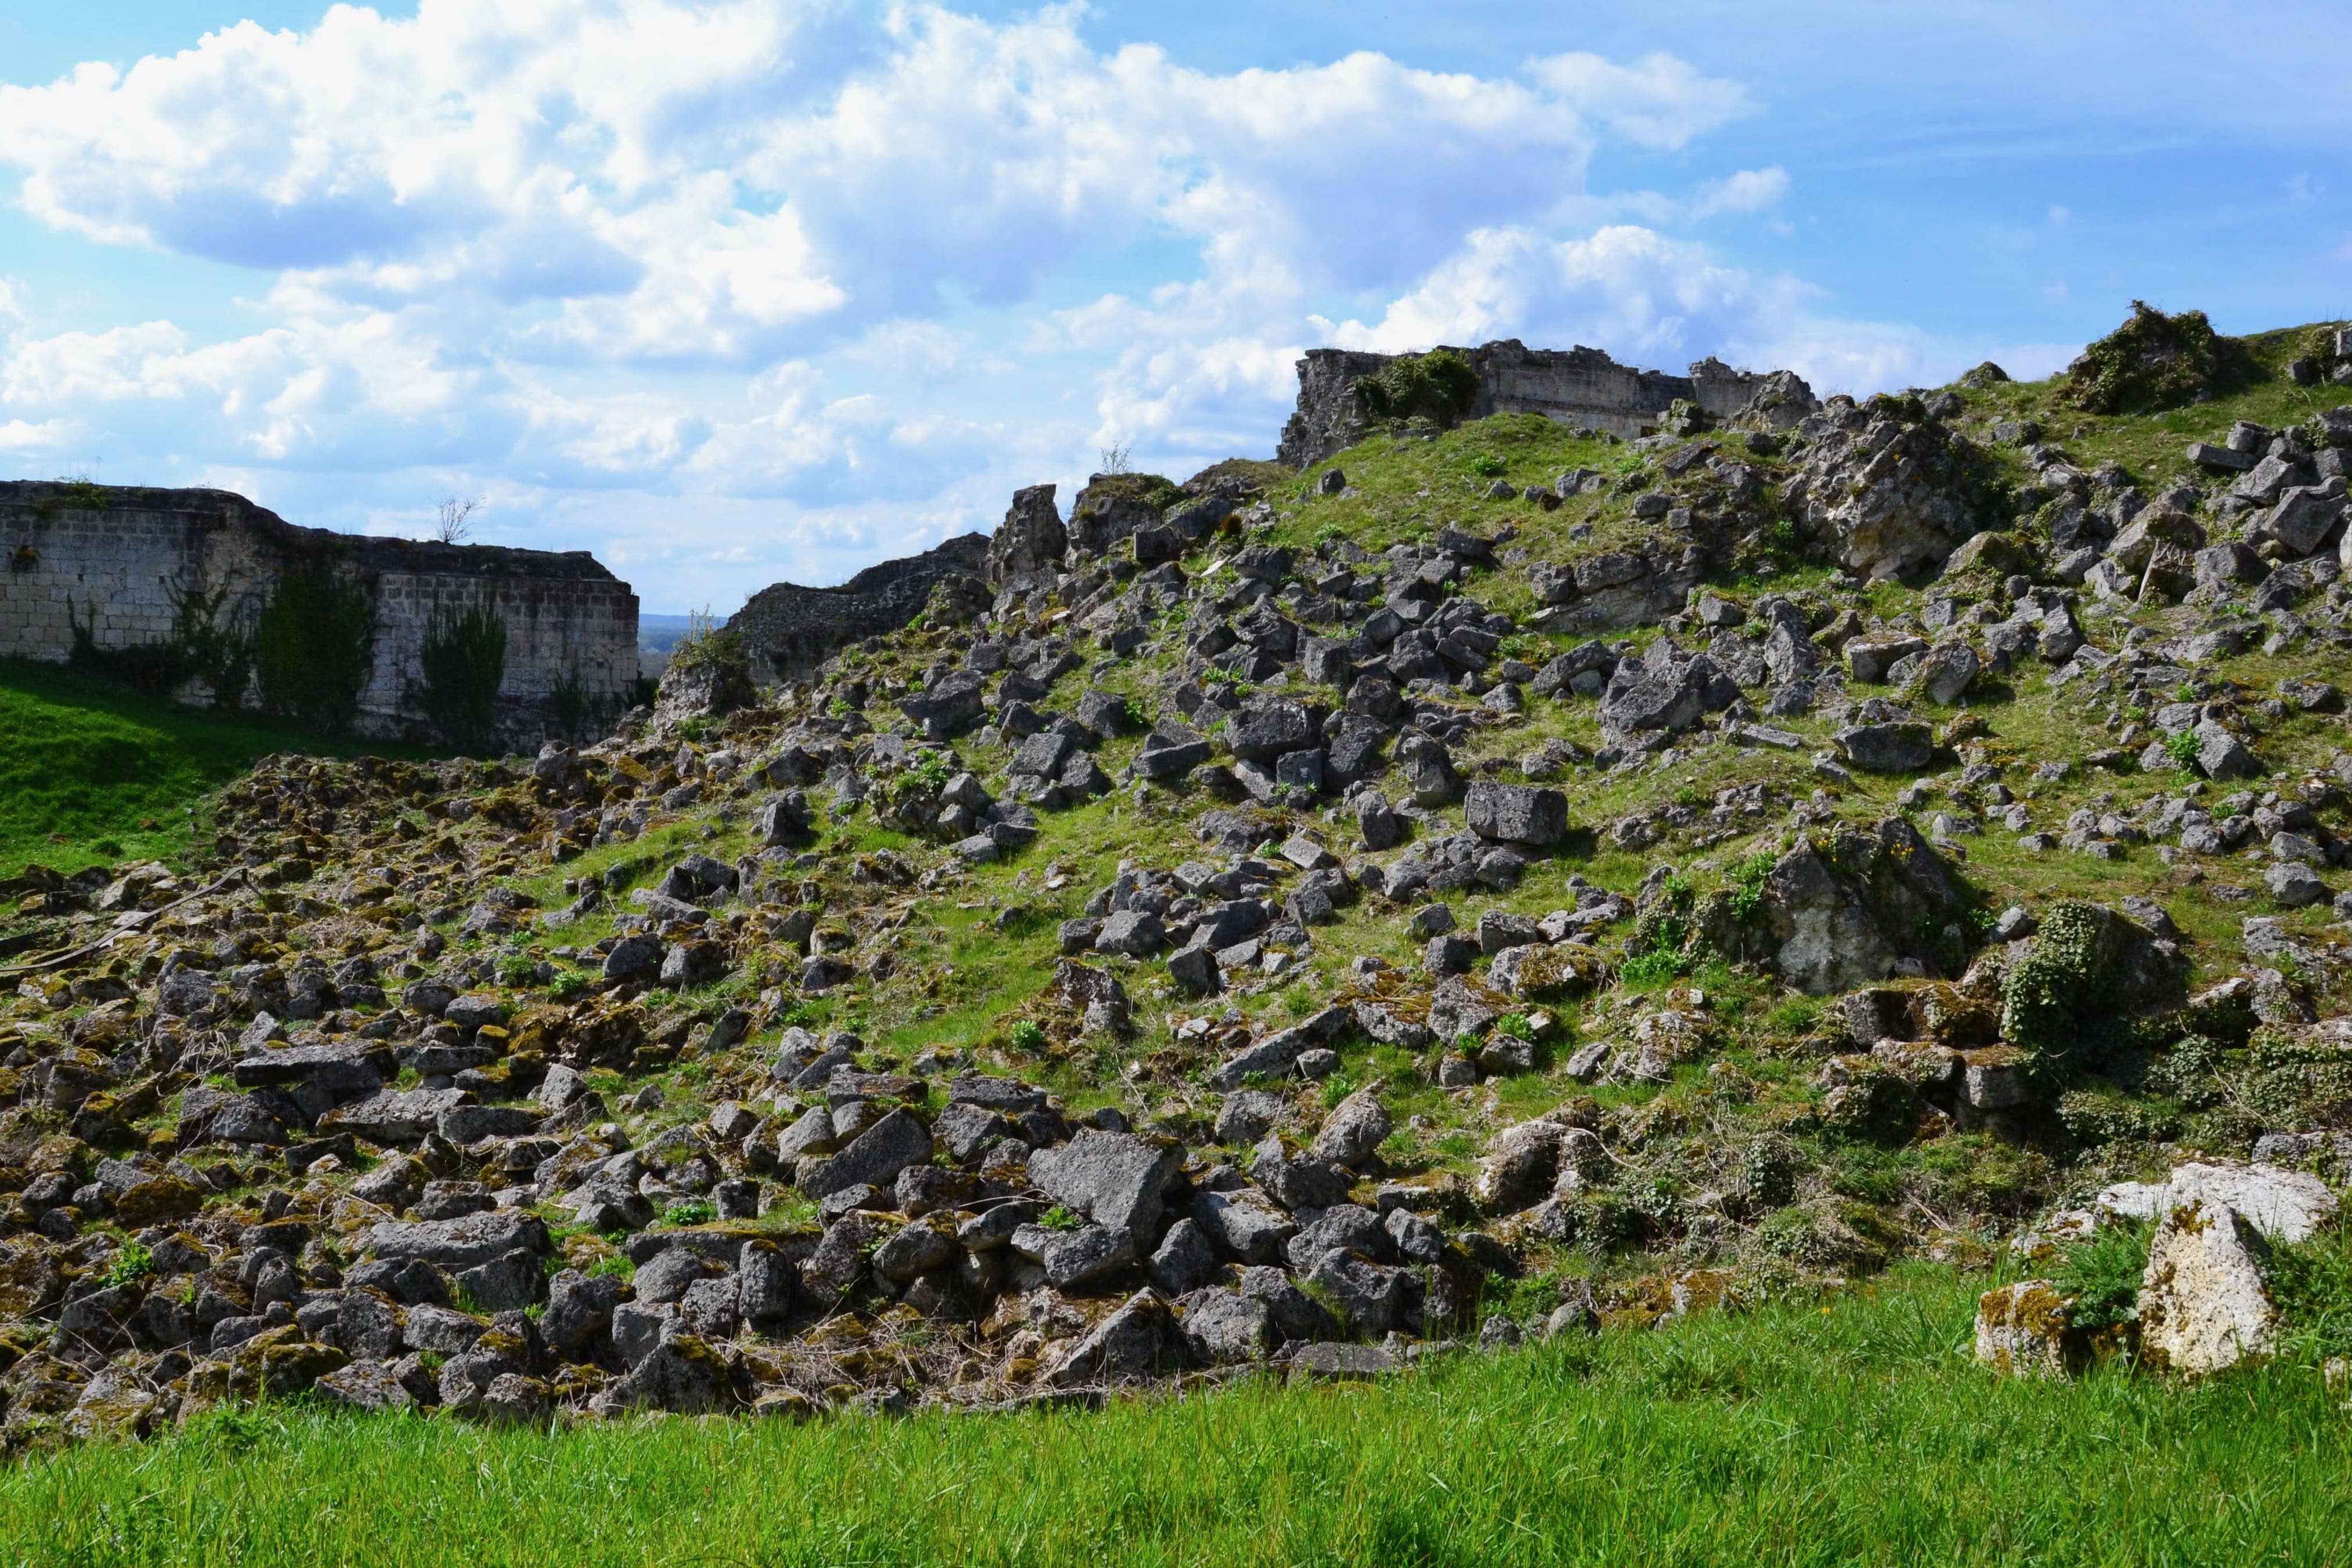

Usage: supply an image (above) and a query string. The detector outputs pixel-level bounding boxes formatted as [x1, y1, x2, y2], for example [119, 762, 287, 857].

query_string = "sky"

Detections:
[1, 3, 2347, 613]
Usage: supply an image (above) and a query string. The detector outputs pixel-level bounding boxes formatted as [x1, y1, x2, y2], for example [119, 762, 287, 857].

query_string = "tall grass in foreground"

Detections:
[3, 1270, 2347, 1567]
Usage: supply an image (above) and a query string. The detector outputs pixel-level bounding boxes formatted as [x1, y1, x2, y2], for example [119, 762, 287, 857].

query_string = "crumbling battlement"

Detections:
[728, 532, 991, 685]
[1277, 339, 1812, 467]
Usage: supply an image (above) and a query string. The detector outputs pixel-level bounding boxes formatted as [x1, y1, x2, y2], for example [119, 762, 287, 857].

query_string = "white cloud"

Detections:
[1690, 167, 1791, 219]
[1522, 51, 1755, 150]
[1327, 225, 1800, 363]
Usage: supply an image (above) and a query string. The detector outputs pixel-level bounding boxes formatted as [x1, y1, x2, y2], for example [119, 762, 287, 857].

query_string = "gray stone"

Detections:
[797, 1109, 933, 1200]
[2138, 1199, 2277, 1375]
[1310, 1085, 1393, 1169]
[1465, 782, 1567, 847]
[364, 1211, 549, 1273]
[1195, 1187, 1299, 1264]
[1094, 911, 1166, 957]
[1835, 721, 1936, 774]
[1145, 1218, 1219, 1297]
[1027, 1131, 1183, 1239]
[1043, 1289, 1182, 1387]
[1215, 1090, 1288, 1145]
[1177, 1287, 1274, 1363]
[1167, 944, 1221, 998]
[2267, 861, 2328, 907]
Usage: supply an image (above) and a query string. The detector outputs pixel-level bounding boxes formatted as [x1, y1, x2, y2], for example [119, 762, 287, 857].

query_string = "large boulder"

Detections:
[1782, 401, 2010, 579]
[1027, 1131, 1184, 1241]
[1042, 1289, 1184, 1387]
[2137, 1199, 2278, 1376]
[1973, 1280, 2072, 1376]
[1999, 901, 2187, 1065]
[2096, 1162, 2337, 1244]
[1465, 783, 1567, 848]
[1724, 816, 1972, 995]
[1597, 642, 1739, 742]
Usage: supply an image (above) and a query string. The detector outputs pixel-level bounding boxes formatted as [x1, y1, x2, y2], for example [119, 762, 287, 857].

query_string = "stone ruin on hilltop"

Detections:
[1277, 339, 1818, 468]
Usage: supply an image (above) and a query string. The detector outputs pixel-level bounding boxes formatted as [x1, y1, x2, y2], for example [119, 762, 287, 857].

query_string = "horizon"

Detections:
[3, 1, 2349, 613]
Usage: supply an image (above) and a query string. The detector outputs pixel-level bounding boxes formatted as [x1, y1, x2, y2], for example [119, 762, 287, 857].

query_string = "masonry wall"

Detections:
[1277, 339, 1795, 467]
[0, 482, 639, 748]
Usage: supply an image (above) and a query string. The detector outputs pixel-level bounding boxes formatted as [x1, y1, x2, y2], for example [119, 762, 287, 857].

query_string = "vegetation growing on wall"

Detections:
[1355, 346, 1480, 426]
[252, 559, 376, 735]
[548, 662, 590, 740]
[417, 594, 509, 752]
[2065, 301, 2259, 414]
[62, 578, 256, 704]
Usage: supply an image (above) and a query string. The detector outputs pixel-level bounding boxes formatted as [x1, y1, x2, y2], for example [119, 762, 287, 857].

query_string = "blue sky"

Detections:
[2, 3, 2346, 612]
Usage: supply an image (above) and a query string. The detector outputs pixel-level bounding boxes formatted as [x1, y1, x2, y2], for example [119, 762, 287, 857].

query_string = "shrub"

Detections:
[1355, 349, 1480, 427]
[2066, 301, 2257, 415]
[67, 602, 192, 698]
[663, 1199, 716, 1227]
[669, 609, 752, 682]
[1039, 1204, 1085, 1233]
[1999, 900, 2121, 1076]
[548, 664, 590, 740]
[1079, 471, 1183, 515]
[253, 560, 377, 735]
[2268, 1222, 2352, 1364]
[1724, 851, 1778, 923]
[418, 596, 508, 752]
[1737, 1136, 1804, 1212]
[1009, 1020, 1047, 1053]
[2051, 1222, 2150, 1334]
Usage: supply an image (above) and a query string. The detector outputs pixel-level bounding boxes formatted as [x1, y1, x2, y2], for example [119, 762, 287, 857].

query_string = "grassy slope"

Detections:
[625, 341, 2352, 1239]
[0, 657, 424, 880]
[3, 1270, 2347, 1568]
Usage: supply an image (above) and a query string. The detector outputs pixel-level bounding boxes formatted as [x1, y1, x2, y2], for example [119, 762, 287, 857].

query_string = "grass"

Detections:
[4, 1268, 2349, 1567]
[0, 656, 428, 878]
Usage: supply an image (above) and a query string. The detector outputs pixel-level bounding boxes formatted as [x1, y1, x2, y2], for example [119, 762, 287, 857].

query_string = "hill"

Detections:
[0, 656, 426, 882]
[0, 306, 2349, 1556]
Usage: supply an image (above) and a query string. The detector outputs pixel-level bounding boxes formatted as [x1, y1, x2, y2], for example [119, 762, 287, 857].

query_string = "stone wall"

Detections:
[728, 532, 990, 684]
[1277, 338, 1809, 467]
[0, 481, 638, 747]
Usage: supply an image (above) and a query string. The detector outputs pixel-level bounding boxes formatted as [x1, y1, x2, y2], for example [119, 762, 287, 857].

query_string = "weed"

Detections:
[103, 1241, 156, 1289]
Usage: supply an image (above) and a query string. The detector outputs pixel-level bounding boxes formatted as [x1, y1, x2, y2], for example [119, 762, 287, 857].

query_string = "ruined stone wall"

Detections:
[728, 532, 990, 684]
[0, 481, 638, 747]
[1277, 339, 1801, 467]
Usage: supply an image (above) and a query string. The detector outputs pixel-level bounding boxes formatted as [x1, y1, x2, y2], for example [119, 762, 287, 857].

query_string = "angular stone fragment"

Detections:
[1974, 1280, 2071, 1376]
[1465, 782, 1567, 848]
[2138, 1199, 2278, 1376]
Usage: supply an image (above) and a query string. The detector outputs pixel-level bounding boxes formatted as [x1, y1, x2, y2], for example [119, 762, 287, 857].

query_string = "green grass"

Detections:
[0, 656, 425, 877]
[6, 1268, 2349, 1567]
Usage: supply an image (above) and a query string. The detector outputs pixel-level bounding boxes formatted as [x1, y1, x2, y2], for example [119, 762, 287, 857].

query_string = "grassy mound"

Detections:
[0, 656, 415, 879]
[3, 1268, 2346, 1567]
